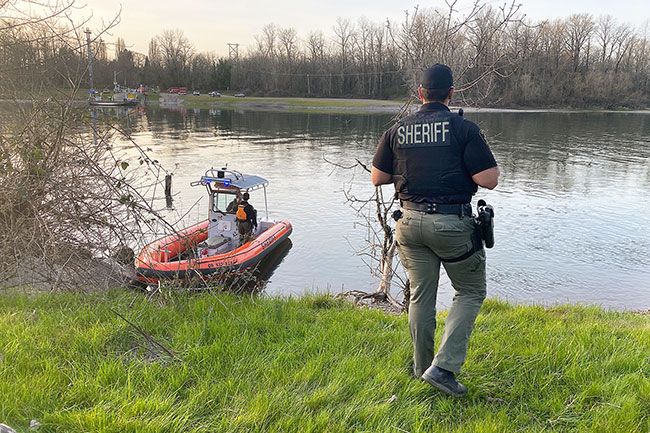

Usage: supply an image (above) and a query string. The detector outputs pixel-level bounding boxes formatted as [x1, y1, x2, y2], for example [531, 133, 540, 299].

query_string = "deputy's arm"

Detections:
[472, 166, 500, 190]
[371, 165, 393, 186]
[463, 121, 499, 190]
[371, 128, 395, 186]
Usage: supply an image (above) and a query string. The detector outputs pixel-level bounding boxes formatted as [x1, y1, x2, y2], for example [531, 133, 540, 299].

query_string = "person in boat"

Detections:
[371, 64, 500, 397]
[236, 192, 257, 244]
[226, 195, 240, 213]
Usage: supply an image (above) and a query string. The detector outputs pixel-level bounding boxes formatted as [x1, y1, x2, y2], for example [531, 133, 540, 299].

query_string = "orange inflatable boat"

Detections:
[135, 168, 292, 284]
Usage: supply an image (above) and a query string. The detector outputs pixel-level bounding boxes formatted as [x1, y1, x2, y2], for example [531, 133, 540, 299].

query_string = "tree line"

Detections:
[2, 2, 649, 108]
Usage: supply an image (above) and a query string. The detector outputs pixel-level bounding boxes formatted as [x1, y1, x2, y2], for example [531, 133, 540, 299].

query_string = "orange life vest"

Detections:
[236, 204, 248, 221]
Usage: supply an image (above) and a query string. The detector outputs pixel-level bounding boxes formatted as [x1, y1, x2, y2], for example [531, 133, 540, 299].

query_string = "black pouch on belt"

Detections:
[476, 199, 495, 248]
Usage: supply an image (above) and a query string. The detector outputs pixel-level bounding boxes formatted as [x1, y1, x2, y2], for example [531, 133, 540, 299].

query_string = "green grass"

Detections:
[0, 290, 648, 432]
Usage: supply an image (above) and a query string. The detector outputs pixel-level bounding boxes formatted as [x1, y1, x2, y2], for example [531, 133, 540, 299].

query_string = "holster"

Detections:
[441, 200, 495, 263]
[476, 200, 495, 248]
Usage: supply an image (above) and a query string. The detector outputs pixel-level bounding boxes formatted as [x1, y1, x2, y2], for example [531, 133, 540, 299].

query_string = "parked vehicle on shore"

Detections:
[167, 87, 187, 95]
[209, 91, 221, 97]
[234, 93, 246, 97]
[192, 90, 200, 96]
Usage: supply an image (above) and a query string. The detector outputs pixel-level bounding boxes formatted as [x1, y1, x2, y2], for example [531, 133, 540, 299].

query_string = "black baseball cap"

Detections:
[421, 63, 453, 90]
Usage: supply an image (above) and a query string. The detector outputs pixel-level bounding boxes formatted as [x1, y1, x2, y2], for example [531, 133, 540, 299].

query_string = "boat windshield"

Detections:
[212, 192, 239, 213]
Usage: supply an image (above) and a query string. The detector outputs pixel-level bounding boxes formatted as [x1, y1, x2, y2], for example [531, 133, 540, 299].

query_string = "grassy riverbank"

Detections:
[4, 92, 647, 114]
[151, 94, 405, 114]
[145, 94, 650, 115]
[1, 291, 648, 432]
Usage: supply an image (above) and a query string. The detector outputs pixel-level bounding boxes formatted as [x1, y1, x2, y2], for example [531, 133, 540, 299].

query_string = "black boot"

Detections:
[421, 365, 468, 397]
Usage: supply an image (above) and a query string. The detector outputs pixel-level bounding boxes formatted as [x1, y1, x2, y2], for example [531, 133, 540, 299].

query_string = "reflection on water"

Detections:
[201, 239, 294, 294]
[104, 107, 650, 309]
[479, 112, 650, 311]
[253, 239, 293, 290]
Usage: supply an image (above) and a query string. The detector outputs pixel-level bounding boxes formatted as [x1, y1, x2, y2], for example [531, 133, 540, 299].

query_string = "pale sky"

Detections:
[80, 0, 649, 57]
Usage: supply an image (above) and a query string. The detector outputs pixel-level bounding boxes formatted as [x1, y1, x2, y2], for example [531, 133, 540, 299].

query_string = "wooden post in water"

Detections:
[164, 174, 173, 208]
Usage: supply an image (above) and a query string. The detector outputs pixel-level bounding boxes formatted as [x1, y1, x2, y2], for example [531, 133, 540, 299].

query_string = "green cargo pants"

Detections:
[395, 209, 487, 376]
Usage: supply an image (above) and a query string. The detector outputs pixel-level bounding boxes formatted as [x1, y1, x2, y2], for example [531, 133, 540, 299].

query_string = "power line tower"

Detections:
[228, 43, 239, 61]
[227, 43, 239, 91]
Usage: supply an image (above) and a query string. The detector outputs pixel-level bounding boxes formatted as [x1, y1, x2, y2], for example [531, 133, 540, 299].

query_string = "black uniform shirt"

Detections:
[242, 202, 257, 227]
[372, 102, 497, 203]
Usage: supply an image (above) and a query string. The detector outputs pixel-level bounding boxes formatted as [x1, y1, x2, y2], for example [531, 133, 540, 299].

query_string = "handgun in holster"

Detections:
[475, 199, 495, 248]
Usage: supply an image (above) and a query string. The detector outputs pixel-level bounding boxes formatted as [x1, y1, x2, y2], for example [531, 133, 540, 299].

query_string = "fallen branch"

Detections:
[110, 308, 180, 362]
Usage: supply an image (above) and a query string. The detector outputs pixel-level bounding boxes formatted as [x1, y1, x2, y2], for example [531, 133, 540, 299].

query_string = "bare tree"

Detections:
[278, 27, 297, 62]
[612, 23, 635, 74]
[115, 36, 126, 59]
[156, 29, 194, 86]
[597, 15, 615, 65]
[333, 18, 355, 62]
[256, 23, 277, 58]
[333, 17, 356, 94]
[565, 13, 595, 72]
[0, 1, 176, 290]
[306, 30, 325, 62]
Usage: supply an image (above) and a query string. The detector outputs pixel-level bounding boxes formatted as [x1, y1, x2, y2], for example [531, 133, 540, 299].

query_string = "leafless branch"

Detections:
[111, 307, 180, 361]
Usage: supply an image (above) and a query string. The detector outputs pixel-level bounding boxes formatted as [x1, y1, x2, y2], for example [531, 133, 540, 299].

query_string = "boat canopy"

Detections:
[191, 168, 269, 192]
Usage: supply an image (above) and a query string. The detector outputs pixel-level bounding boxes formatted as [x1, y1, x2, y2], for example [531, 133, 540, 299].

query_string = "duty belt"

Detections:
[400, 201, 472, 217]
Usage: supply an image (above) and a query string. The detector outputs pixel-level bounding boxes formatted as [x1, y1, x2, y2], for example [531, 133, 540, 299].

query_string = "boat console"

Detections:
[191, 167, 272, 256]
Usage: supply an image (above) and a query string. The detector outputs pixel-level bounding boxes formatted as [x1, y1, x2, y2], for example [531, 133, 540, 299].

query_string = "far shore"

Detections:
[1, 93, 649, 115]
[149, 94, 650, 115]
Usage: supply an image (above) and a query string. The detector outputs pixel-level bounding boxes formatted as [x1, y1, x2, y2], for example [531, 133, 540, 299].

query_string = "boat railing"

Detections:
[205, 168, 244, 180]
[189, 168, 270, 220]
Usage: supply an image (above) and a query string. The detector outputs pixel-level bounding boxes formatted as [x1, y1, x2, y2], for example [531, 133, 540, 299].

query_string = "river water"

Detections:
[111, 106, 649, 310]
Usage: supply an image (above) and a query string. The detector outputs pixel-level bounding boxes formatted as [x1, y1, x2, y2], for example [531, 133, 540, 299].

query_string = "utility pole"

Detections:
[307, 74, 311, 96]
[85, 28, 94, 93]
